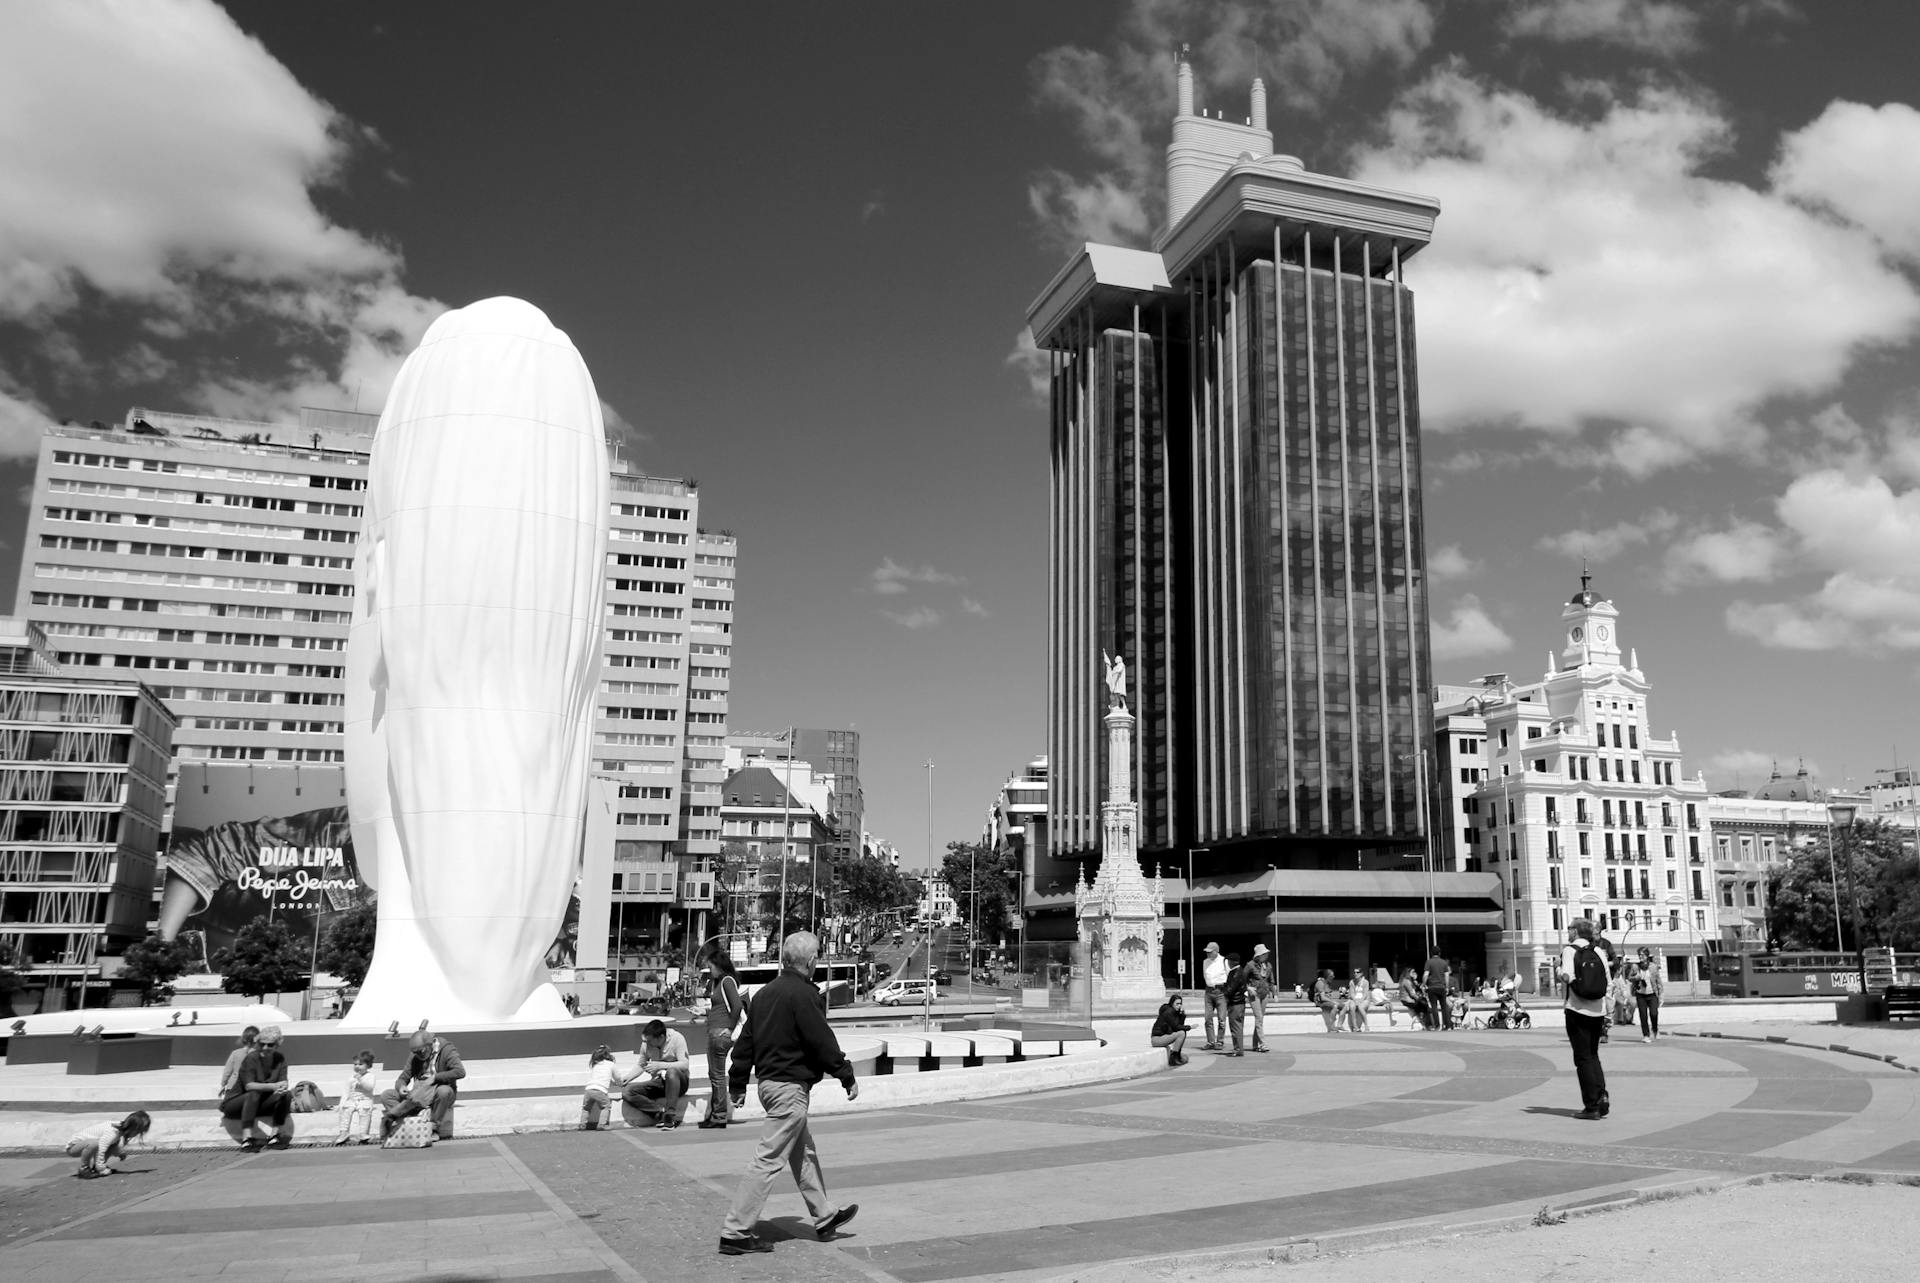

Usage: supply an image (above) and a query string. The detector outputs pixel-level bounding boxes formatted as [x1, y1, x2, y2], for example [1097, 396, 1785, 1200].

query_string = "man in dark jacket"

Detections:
[1221, 952, 1249, 1056]
[718, 931, 860, 1257]
[378, 1030, 466, 1140]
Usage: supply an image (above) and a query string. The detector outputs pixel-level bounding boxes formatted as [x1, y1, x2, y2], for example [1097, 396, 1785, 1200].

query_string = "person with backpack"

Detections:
[1559, 918, 1611, 1120]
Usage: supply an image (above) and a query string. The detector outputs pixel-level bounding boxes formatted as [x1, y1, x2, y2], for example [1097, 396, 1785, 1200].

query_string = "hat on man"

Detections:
[1252, 943, 1270, 958]
[1204, 941, 1220, 955]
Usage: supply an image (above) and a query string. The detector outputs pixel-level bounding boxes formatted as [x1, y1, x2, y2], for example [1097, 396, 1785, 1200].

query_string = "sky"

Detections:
[3, 1, 1920, 868]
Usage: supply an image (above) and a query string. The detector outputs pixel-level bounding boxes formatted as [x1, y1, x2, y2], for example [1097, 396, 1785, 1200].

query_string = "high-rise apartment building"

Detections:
[1024, 53, 1477, 979]
[12, 410, 734, 968]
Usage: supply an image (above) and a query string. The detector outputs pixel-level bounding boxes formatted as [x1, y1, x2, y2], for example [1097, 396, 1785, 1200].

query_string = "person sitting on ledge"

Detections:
[1151, 994, 1191, 1066]
[378, 1029, 466, 1141]
[623, 1019, 692, 1130]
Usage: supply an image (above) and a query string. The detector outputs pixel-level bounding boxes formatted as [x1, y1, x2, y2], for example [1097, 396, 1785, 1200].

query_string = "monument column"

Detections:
[1075, 653, 1167, 1012]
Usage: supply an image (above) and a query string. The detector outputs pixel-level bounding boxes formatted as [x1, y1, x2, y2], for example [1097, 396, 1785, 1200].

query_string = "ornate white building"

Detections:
[1434, 575, 1720, 994]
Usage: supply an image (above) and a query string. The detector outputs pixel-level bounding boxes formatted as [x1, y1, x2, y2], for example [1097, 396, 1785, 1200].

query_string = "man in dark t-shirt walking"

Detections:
[1424, 951, 1454, 1030]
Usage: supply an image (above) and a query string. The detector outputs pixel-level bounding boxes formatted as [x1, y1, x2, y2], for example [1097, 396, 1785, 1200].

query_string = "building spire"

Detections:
[1579, 556, 1591, 598]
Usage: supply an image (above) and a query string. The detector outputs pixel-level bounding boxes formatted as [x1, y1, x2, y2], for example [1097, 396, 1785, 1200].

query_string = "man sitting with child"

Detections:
[623, 1019, 692, 1130]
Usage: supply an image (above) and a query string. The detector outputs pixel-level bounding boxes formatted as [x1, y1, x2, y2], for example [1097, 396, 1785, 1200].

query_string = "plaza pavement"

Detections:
[3, 1016, 1918, 1283]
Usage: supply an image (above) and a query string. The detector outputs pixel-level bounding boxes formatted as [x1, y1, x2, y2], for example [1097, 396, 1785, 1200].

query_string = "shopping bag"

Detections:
[382, 1114, 436, 1149]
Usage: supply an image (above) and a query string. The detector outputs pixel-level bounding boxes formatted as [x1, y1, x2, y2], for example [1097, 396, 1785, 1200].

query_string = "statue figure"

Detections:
[1102, 649, 1128, 708]
[344, 297, 609, 1027]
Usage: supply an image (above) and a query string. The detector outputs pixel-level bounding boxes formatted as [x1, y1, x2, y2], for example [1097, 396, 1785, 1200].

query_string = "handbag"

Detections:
[382, 1114, 436, 1149]
[290, 1081, 330, 1113]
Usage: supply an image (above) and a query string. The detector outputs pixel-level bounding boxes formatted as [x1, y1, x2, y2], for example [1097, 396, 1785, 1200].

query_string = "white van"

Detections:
[871, 978, 935, 1007]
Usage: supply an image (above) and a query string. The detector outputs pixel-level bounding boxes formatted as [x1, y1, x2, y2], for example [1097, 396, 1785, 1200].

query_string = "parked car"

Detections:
[871, 978, 935, 1006]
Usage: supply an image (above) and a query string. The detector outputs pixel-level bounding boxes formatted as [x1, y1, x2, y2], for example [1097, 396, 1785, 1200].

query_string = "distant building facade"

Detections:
[1433, 577, 1719, 992]
[1705, 762, 1870, 947]
[0, 620, 174, 1008]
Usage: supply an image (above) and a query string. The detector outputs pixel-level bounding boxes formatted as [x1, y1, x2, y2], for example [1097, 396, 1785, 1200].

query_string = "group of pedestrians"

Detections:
[211, 1023, 465, 1152]
[1195, 940, 1274, 1056]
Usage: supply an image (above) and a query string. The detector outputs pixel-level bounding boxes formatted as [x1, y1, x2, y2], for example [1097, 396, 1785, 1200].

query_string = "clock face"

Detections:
[1596, 626, 1610, 642]
[1570, 627, 1584, 643]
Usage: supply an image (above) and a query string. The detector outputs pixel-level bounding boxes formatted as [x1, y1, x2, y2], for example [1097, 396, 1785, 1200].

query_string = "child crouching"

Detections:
[69, 1111, 151, 1178]
[580, 1044, 629, 1130]
[335, 1050, 380, 1145]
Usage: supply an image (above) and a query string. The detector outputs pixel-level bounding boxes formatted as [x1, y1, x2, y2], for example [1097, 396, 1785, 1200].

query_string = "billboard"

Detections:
[160, 763, 364, 957]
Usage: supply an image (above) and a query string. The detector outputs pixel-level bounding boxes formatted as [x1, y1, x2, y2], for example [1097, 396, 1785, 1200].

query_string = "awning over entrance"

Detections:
[1265, 909, 1502, 928]
[1189, 868, 1501, 903]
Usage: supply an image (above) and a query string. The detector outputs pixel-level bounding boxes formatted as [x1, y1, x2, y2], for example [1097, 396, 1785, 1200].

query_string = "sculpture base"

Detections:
[1089, 974, 1173, 1018]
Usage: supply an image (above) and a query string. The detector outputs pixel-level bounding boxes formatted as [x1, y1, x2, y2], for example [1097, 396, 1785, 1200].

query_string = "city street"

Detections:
[6, 1024, 1919, 1282]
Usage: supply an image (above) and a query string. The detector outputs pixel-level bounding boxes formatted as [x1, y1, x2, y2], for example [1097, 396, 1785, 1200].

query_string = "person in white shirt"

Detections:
[581, 1044, 631, 1130]
[1558, 918, 1611, 1119]
[335, 1050, 381, 1144]
[624, 1020, 692, 1129]
[68, 1112, 149, 1178]
[1200, 942, 1230, 1050]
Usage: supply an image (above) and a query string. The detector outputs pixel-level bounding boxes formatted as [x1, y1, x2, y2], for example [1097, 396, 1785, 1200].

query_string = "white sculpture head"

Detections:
[344, 296, 610, 1027]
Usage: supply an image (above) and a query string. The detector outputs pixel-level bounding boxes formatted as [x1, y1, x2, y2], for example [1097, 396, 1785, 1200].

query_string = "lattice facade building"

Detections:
[0, 619, 174, 1004]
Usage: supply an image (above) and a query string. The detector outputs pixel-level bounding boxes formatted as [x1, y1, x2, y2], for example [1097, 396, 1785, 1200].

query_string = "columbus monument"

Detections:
[343, 297, 608, 1027]
[1075, 651, 1168, 1013]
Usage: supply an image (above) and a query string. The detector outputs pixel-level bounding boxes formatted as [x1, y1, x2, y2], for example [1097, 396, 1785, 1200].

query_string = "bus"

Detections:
[732, 960, 858, 1008]
[1709, 951, 1862, 997]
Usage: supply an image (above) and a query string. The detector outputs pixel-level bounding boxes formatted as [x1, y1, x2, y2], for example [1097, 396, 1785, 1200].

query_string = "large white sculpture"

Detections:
[343, 297, 609, 1027]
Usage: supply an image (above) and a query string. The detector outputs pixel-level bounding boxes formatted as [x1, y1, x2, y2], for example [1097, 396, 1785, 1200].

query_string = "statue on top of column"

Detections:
[1101, 649, 1128, 710]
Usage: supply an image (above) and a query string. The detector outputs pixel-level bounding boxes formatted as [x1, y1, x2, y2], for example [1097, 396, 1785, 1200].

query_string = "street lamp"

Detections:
[1824, 803, 1850, 955]
[1828, 801, 1865, 996]
[1186, 846, 1209, 993]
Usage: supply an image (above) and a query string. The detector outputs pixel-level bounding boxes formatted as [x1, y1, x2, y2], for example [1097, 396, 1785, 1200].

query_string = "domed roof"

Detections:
[1568, 567, 1602, 607]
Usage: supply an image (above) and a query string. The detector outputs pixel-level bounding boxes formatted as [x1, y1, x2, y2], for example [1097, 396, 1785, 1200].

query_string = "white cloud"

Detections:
[1538, 511, 1679, 563]
[869, 557, 963, 596]
[1773, 101, 1920, 263]
[1026, 0, 1435, 246]
[1725, 470, 1920, 652]
[1500, 0, 1701, 55]
[1430, 594, 1513, 661]
[1428, 544, 1480, 581]
[1660, 519, 1785, 587]
[1005, 328, 1051, 400]
[960, 597, 991, 618]
[1349, 73, 1920, 470]
[881, 606, 943, 631]
[0, 377, 57, 457]
[0, 1, 449, 446]
[1700, 749, 1818, 789]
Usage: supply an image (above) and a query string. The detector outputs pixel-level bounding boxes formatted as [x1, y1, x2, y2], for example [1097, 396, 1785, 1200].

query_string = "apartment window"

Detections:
[1534, 758, 1548, 772]
[1744, 882, 1759, 907]
[1691, 870, 1704, 898]
[1607, 870, 1619, 897]
[1578, 832, 1590, 856]
[1609, 910, 1621, 931]
[1631, 761, 1641, 783]
[1605, 833, 1615, 858]
[1499, 729, 1510, 749]
[1580, 757, 1591, 781]
[1581, 868, 1592, 888]
[1547, 831, 1561, 857]
[1664, 835, 1674, 858]
[1545, 798, 1559, 822]
[1637, 834, 1648, 859]
[1721, 883, 1735, 907]
[1599, 758, 1610, 782]
[1611, 725, 1622, 748]
[1527, 726, 1542, 740]
[1666, 870, 1676, 890]
[1639, 871, 1650, 898]
[1630, 726, 1640, 749]
[1507, 800, 1516, 824]
[1603, 800, 1614, 826]
[1634, 801, 1645, 827]
[1695, 909, 1706, 930]
[1686, 803, 1697, 827]
[1689, 835, 1700, 861]
[1552, 907, 1565, 930]
[1550, 867, 1563, 897]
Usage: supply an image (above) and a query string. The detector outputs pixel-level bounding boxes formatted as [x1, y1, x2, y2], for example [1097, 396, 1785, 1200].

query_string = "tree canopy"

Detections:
[941, 840, 1021, 945]
[1766, 820, 1920, 951]
[118, 933, 198, 1004]
[316, 903, 377, 987]
[212, 918, 309, 1000]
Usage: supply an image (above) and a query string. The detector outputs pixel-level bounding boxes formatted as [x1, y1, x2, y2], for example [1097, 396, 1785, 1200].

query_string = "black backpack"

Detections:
[1569, 944, 1609, 1001]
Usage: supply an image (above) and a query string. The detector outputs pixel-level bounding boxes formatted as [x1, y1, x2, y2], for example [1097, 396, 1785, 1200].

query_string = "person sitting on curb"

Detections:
[1310, 969, 1341, 1033]
[623, 1019, 692, 1130]
[1151, 994, 1191, 1066]
[378, 1029, 466, 1141]
[1398, 968, 1430, 1029]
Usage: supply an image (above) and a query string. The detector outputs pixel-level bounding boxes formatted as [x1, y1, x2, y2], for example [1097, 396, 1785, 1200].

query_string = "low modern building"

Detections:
[0, 619, 175, 1010]
[1433, 576, 1719, 993]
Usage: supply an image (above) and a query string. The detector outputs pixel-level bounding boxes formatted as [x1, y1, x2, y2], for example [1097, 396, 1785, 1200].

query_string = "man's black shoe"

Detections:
[697, 1119, 727, 1129]
[718, 1233, 773, 1256]
[816, 1204, 859, 1239]
[1574, 1108, 1603, 1120]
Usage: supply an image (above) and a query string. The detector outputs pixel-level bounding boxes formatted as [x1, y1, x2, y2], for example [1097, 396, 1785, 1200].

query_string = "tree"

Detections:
[941, 840, 1020, 946]
[118, 933, 198, 1004]
[1768, 820, 1920, 951]
[837, 851, 919, 945]
[212, 918, 308, 1001]
[316, 902, 377, 987]
[754, 856, 824, 951]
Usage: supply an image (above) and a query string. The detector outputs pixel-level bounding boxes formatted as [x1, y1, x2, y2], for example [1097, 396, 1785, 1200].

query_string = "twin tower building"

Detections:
[1025, 53, 1497, 976]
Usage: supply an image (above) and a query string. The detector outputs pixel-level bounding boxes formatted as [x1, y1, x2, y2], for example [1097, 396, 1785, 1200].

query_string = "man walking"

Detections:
[1247, 944, 1274, 1052]
[718, 931, 860, 1257]
[1200, 941, 1229, 1050]
[1560, 918, 1611, 1120]
[1424, 949, 1454, 1031]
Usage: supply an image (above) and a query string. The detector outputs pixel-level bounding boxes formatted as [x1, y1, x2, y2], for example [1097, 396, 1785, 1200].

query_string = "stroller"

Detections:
[1476, 985, 1532, 1030]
